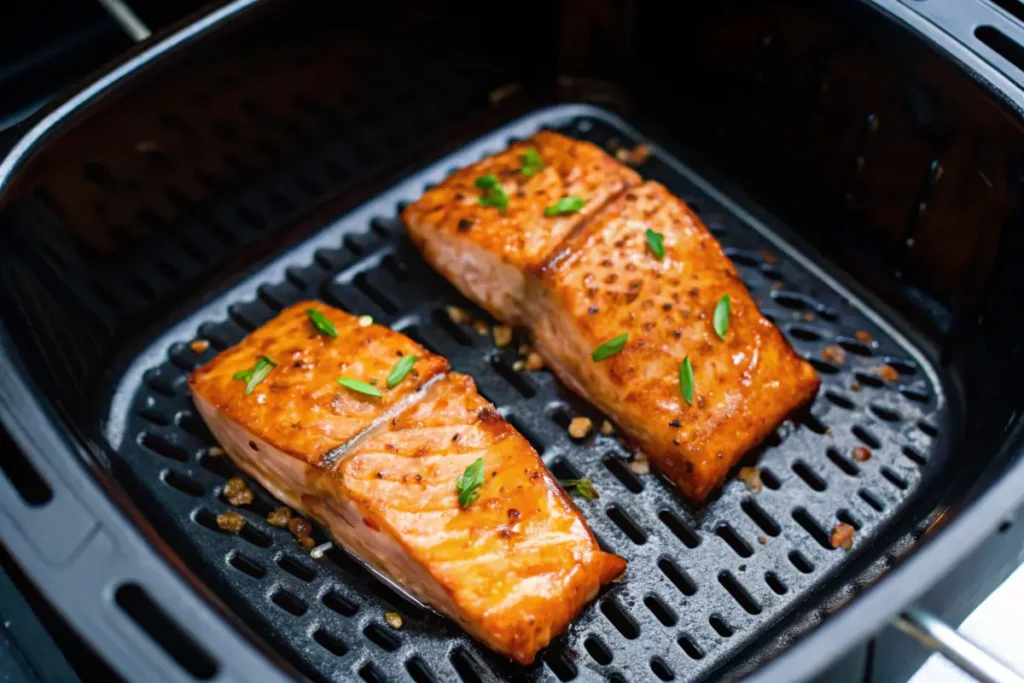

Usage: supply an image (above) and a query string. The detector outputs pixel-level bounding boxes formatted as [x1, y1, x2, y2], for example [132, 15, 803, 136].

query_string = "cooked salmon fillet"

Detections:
[188, 301, 624, 664]
[401, 131, 819, 502]
[403, 130, 639, 323]
[532, 182, 820, 501]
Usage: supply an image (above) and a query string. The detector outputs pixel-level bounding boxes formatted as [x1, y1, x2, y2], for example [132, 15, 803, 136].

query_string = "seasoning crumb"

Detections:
[267, 506, 292, 527]
[737, 467, 763, 494]
[877, 365, 900, 382]
[599, 420, 615, 436]
[624, 144, 652, 166]
[855, 330, 873, 344]
[190, 339, 210, 354]
[216, 511, 246, 533]
[288, 516, 313, 542]
[513, 360, 526, 371]
[358, 315, 374, 328]
[803, 312, 815, 322]
[830, 523, 855, 550]
[207, 446, 225, 457]
[771, 281, 784, 291]
[310, 541, 332, 559]
[446, 306, 469, 325]
[525, 352, 545, 371]
[758, 249, 777, 263]
[298, 536, 316, 550]
[758, 536, 768, 545]
[629, 450, 650, 475]
[568, 417, 593, 439]
[822, 345, 846, 365]
[615, 148, 630, 162]
[852, 446, 872, 462]
[473, 320, 490, 336]
[493, 325, 513, 348]
[850, 380, 861, 392]
[223, 476, 254, 506]
[385, 612, 403, 629]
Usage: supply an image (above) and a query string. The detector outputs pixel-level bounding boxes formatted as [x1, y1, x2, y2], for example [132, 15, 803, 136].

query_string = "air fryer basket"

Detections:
[2, 1, 1024, 682]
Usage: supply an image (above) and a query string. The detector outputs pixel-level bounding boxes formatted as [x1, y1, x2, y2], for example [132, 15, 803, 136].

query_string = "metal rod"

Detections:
[894, 607, 1024, 683]
[96, 0, 152, 43]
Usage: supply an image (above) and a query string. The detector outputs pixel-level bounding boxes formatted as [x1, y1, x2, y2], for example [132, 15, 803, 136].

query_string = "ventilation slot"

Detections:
[601, 598, 639, 639]
[585, 636, 613, 665]
[139, 433, 187, 462]
[678, 634, 704, 660]
[228, 552, 265, 579]
[651, 658, 675, 681]
[364, 624, 400, 652]
[0, 430, 53, 506]
[825, 391, 855, 410]
[162, 470, 203, 497]
[902, 446, 927, 467]
[788, 326, 822, 342]
[543, 650, 578, 681]
[760, 467, 781, 490]
[200, 450, 238, 478]
[859, 488, 886, 512]
[354, 273, 398, 314]
[809, 358, 840, 375]
[919, 421, 938, 437]
[277, 555, 316, 582]
[659, 509, 700, 548]
[644, 595, 677, 627]
[853, 426, 881, 449]
[406, 658, 436, 683]
[450, 648, 486, 683]
[549, 458, 583, 481]
[313, 629, 347, 657]
[855, 372, 884, 388]
[789, 550, 815, 573]
[322, 590, 358, 617]
[271, 589, 307, 616]
[765, 572, 788, 595]
[709, 614, 733, 638]
[793, 508, 833, 549]
[716, 524, 753, 558]
[870, 405, 901, 423]
[604, 455, 644, 493]
[742, 498, 781, 537]
[881, 467, 909, 491]
[792, 461, 827, 492]
[837, 509, 862, 531]
[837, 338, 872, 356]
[360, 663, 387, 683]
[607, 505, 647, 544]
[115, 584, 217, 680]
[899, 386, 930, 403]
[490, 358, 536, 398]
[826, 447, 860, 476]
[177, 411, 212, 438]
[719, 571, 761, 615]
[658, 558, 697, 596]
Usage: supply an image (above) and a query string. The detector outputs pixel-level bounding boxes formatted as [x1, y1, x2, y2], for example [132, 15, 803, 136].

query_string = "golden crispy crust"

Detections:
[188, 301, 449, 463]
[533, 182, 820, 501]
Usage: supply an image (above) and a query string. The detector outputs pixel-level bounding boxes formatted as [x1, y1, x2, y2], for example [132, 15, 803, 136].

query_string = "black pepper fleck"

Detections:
[457, 219, 473, 232]
[669, 420, 681, 427]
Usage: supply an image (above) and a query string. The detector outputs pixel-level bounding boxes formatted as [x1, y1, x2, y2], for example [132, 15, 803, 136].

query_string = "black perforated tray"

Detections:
[101, 105, 956, 683]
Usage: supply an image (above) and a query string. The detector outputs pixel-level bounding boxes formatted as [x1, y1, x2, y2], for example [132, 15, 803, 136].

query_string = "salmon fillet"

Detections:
[532, 182, 820, 501]
[403, 130, 639, 323]
[188, 301, 624, 664]
[401, 131, 819, 502]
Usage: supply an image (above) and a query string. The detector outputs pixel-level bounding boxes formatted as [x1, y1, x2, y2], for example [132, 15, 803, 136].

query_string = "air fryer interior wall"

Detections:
[0, 1, 1023, 681]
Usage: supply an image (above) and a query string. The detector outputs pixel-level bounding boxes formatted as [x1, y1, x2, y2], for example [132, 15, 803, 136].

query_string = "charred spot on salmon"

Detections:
[452, 433, 460, 442]
[457, 219, 473, 232]
[669, 420, 681, 428]
[685, 461, 694, 473]
[508, 509, 520, 521]
[476, 407, 502, 424]
[249, 441, 258, 451]
[588, 306, 599, 314]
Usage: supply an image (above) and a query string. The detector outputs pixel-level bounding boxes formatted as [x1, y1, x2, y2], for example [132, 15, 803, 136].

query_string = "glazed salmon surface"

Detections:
[531, 182, 820, 501]
[403, 130, 639, 323]
[401, 133, 819, 503]
[188, 301, 624, 664]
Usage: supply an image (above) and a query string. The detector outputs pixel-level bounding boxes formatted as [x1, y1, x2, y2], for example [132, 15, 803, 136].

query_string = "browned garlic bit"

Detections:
[385, 612, 403, 629]
[445, 306, 469, 325]
[628, 450, 650, 475]
[473, 320, 490, 336]
[525, 352, 545, 371]
[822, 345, 846, 365]
[599, 420, 615, 436]
[190, 339, 210, 354]
[830, 523, 855, 550]
[737, 467, 763, 494]
[851, 446, 872, 462]
[223, 476, 254, 506]
[492, 325, 513, 348]
[877, 365, 900, 382]
[568, 417, 593, 440]
[267, 506, 292, 527]
[216, 512, 246, 533]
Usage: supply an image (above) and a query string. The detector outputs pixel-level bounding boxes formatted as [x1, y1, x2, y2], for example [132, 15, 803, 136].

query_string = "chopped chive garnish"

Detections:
[592, 333, 628, 362]
[456, 457, 485, 508]
[520, 148, 545, 177]
[387, 355, 418, 389]
[679, 356, 694, 405]
[561, 479, 599, 501]
[306, 308, 338, 338]
[233, 356, 277, 395]
[476, 174, 509, 213]
[544, 195, 585, 217]
[337, 377, 383, 398]
[646, 229, 665, 260]
[713, 294, 731, 340]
